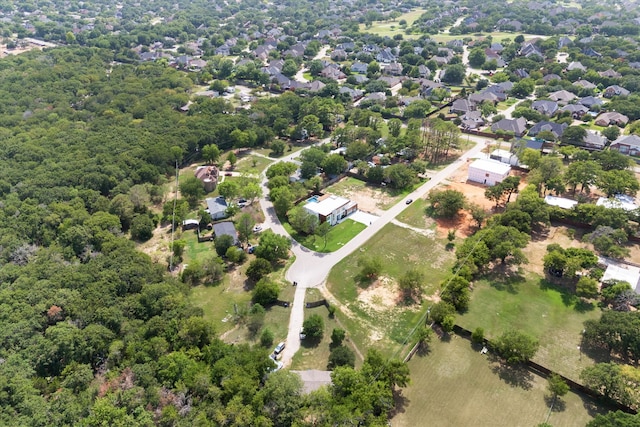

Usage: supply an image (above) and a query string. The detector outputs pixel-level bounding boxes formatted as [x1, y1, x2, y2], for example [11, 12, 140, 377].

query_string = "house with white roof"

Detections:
[304, 194, 357, 226]
[467, 159, 511, 186]
[602, 262, 640, 294]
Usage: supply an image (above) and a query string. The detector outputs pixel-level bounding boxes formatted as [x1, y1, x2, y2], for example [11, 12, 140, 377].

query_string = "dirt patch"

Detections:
[357, 276, 401, 311]
[138, 223, 172, 265]
[522, 225, 590, 276]
[329, 178, 395, 215]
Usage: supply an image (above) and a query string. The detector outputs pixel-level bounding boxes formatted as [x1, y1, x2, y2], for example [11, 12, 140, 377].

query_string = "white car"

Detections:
[253, 225, 263, 233]
[274, 341, 285, 355]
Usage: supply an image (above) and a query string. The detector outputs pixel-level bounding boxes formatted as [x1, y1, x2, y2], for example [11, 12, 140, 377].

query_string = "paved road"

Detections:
[263, 137, 489, 366]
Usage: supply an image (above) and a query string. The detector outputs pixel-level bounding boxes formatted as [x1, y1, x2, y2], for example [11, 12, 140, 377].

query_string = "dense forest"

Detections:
[0, 46, 408, 426]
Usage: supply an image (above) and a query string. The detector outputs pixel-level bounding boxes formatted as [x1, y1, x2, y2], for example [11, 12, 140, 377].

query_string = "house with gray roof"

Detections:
[578, 96, 603, 109]
[450, 98, 474, 114]
[583, 131, 607, 150]
[351, 62, 368, 74]
[548, 90, 577, 104]
[528, 121, 567, 139]
[566, 61, 586, 72]
[610, 134, 640, 157]
[603, 85, 630, 98]
[491, 117, 527, 136]
[531, 100, 559, 116]
[206, 197, 229, 220]
[573, 79, 597, 90]
[213, 221, 238, 245]
[560, 104, 589, 118]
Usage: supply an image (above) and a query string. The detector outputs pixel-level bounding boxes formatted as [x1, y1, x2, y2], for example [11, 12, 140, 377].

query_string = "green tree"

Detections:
[328, 346, 356, 369]
[471, 327, 485, 344]
[252, 278, 280, 306]
[322, 154, 348, 176]
[561, 126, 588, 146]
[246, 258, 272, 282]
[315, 221, 331, 250]
[260, 328, 274, 347]
[384, 164, 417, 189]
[580, 363, 630, 404]
[576, 276, 599, 299]
[179, 176, 205, 208]
[494, 330, 539, 364]
[429, 189, 466, 218]
[303, 314, 324, 341]
[547, 373, 570, 398]
[602, 126, 620, 142]
[564, 160, 601, 193]
[227, 151, 237, 168]
[358, 256, 383, 280]
[255, 231, 291, 262]
[399, 269, 424, 302]
[597, 169, 639, 197]
[441, 64, 465, 84]
[468, 48, 486, 68]
[217, 180, 239, 200]
[130, 214, 155, 241]
[331, 328, 346, 346]
[202, 144, 221, 164]
[215, 234, 235, 257]
[270, 140, 286, 156]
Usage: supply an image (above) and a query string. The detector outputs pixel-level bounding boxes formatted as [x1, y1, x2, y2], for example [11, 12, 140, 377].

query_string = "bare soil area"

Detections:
[357, 276, 401, 311]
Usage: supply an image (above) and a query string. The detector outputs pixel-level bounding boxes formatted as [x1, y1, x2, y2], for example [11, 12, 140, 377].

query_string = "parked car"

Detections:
[299, 327, 306, 340]
[274, 342, 286, 355]
[253, 224, 263, 233]
[248, 245, 258, 254]
[405, 198, 413, 204]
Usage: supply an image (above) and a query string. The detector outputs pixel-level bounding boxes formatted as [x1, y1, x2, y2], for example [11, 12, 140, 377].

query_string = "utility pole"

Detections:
[169, 160, 178, 272]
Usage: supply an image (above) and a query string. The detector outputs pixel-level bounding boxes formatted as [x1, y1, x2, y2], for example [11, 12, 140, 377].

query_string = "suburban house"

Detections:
[603, 85, 630, 98]
[491, 117, 527, 137]
[594, 112, 629, 127]
[610, 134, 640, 157]
[460, 110, 485, 130]
[544, 195, 578, 210]
[195, 165, 219, 192]
[450, 98, 474, 114]
[560, 104, 589, 119]
[573, 79, 597, 90]
[596, 194, 639, 212]
[350, 62, 368, 74]
[601, 262, 640, 294]
[583, 131, 607, 150]
[213, 221, 239, 245]
[566, 61, 586, 72]
[531, 100, 559, 116]
[578, 96, 604, 109]
[467, 158, 511, 186]
[548, 90, 577, 104]
[528, 121, 568, 139]
[205, 196, 229, 220]
[304, 194, 357, 226]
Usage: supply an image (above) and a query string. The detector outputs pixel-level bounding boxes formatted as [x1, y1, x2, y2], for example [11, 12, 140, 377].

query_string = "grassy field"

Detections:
[327, 224, 455, 358]
[235, 154, 272, 175]
[283, 219, 367, 252]
[430, 31, 546, 43]
[457, 273, 602, 381]
[325, 176, 422, 211]
[395, 197, 435, 229]
[358, 9, 426, 39]
[393, 336, 604, 427]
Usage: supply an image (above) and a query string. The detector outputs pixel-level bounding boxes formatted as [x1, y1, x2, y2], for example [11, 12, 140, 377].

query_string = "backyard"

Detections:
[325, 176, 418, 214]
[456, 272, 603, 381]
[326, 223, 455, 358]
[393, 336, 605, 427]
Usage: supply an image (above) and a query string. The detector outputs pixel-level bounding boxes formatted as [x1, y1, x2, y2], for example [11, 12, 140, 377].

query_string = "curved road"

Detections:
[257, 137, 489, 366]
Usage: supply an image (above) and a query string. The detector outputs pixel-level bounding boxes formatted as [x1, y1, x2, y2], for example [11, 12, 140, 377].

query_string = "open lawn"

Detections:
[235, 154, 272, 175]
[358, 9, 425, 39]
[431, 31, 547, 43]
[395, 197, 434, 230]
[393, 336, 604, 427]
[182, 229, 214, 264]
[254, 142, 308, 159]
[457, 272, 603, 381]
[284, 219, 366, 252]
[326, 224, 455, 358]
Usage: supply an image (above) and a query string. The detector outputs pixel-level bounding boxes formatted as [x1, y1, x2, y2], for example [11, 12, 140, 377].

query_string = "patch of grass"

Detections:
[457, 273, 602, 381]
[235, 155, 273, 175]
[283, 219, 367, 253]
[378, 182, 422, 210]
[327, 224, 455, 358]
[302, 72, 313, 81]
[393, 336, 604, 427]
[182, 229, 214, 264]
[254, 143, 306, 158]
[395, 198, 435, 229]
[359, 9, 426, 39]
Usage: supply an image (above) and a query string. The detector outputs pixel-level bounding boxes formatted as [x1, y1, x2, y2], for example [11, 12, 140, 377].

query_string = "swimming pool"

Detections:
[306, 195, 319, 203]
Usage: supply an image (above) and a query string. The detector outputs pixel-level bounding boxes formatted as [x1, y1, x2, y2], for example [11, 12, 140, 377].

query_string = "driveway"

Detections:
[347, 210, 380, 226]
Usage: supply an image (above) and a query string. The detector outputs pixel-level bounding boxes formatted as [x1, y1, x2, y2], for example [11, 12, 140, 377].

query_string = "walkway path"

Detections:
[262, 137, 489, 366]
[390, 219, 435, 237]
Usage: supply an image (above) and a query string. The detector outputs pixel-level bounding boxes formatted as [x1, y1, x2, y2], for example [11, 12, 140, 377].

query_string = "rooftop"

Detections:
[305, 194, 354, 217]
[469, 158, 511, 175]
[602, 262, 640, 294]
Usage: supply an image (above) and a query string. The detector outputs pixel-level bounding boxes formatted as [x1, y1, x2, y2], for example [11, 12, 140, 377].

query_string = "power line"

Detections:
[169, 160, 179, 272]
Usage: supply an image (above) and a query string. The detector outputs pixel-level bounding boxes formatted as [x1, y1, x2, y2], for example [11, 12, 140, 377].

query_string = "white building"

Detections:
[544, 195, 578, 210]
[304, 194, 357, 226]
[467, 159, 511, 186]
[602, 262, 640, 294]
[490, 149, 519, 166]
[596, 195, 638, 212]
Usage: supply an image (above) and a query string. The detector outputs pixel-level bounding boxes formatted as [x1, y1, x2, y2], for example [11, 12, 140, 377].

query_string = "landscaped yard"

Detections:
[326, 223, 455, 358]
[393, 336, 604, 427]
[283, 218, 367, 252]
[457, 272, 603, 381]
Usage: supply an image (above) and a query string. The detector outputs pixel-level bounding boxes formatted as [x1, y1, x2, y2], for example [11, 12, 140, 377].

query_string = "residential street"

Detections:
[256, 137, 489, 366]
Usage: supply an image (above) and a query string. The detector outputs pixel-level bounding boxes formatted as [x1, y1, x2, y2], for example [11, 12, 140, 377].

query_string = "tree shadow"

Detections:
[530, 227, 550, 242]
[487, 269, 526, 294]
[488, 356, 533, 390]
[544, 395, 567, 413]
[390, 389, 410, 417]
[580, 342, 612, 364]
[574, 299, 596, 313]
[539, 279, 595, 313]
[580, 394, 609, 418]
[416, 343, 432, 357]
[300, 337, 322, 349]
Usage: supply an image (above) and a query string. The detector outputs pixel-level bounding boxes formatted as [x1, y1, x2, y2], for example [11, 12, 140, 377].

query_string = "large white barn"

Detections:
[467, 159, 511, 186]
